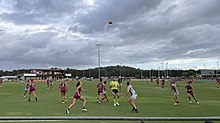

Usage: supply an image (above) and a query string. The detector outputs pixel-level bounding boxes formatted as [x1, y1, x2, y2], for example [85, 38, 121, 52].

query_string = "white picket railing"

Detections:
[0, 116, 220, 123]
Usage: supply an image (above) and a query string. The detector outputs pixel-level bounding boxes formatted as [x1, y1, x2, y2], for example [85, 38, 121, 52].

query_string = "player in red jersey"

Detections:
[216, 78, 220, 88]
[101, 80, 110, 102]
[28, 79, 38, 102]
[118, 77, 123, 94]
[46, 79, 50, 89]
[156, 78, 159, 87]
[59, 81, 68, 103]
[66, 79, 87, 114]
[161, 79, 165, 90]
[0, 78, 3, 87]
[96, 78, 104, 103]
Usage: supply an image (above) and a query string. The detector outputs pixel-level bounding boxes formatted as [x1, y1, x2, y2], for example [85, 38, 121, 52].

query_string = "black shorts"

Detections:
[112, 89, 119, 94]
[187, 91, 193, 95]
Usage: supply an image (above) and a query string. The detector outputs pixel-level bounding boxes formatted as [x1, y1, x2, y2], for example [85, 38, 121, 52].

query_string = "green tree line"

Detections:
[0, 66, 199, 78]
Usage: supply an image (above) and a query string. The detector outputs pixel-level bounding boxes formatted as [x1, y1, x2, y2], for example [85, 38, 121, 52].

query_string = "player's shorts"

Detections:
[73, 92, 81, 100]
[97, 91, 102, 95]
[187, 91, 193, 95]
[112, 89, 119, 94]
[61, 89, 66, 93]
[130, 94, 137, 100]
[29, 88, 35, 92]
[101, 91, 106, 95]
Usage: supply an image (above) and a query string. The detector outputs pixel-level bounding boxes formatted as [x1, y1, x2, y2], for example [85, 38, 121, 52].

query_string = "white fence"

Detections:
[0, 116, 220, 123]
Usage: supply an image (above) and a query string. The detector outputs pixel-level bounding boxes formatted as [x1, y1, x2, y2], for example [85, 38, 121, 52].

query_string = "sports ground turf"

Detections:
[0, 79, 219, 123]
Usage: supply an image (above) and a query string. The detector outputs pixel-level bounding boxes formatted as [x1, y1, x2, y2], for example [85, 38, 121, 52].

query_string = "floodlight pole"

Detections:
[75, 64, 78, 78]
[83, 66, 85, 78]
[96, 44, 101, 80]
[217, 62, 219, 77]
[166, 63, 168, 78]
[120, 63, 122, 77]
[158, 67, 160, 78]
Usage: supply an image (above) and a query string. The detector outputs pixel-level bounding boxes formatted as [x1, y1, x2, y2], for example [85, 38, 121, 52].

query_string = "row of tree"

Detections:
[65, 65, 198, 78]
[0, 65, 198, 78]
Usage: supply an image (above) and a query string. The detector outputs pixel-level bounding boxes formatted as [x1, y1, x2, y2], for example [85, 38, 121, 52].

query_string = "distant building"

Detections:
[199, 69, 220, 78]
[0, 76, 17, 82]
[17, 69, 67, 80]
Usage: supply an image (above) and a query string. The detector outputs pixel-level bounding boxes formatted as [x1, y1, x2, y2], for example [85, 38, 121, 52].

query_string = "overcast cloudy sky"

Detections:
[0, 0, 220, 70]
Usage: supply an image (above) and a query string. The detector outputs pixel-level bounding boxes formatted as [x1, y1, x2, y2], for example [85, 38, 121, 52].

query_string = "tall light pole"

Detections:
[161, 63, 164, 77]
[140, 69, 143, 79]
[88, 68, 91, 78]
[82, 66, 85, 78]
[158, 67, 160, 78]
[120, 63, 122, 77]
[217, 62, 219, 77]
[166, 62, 168, 78]
[75, 64, 78, 78]
[96, 44, 101, 80]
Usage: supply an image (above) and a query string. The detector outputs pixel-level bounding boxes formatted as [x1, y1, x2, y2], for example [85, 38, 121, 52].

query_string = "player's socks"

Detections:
[192, 97, 198, 102]
[116, 98, 119, 103]
[134, 109, 138, 113]
[113, 99, 116, 104]
[116, 98, 120, 105]
[132, 107, 135, 111]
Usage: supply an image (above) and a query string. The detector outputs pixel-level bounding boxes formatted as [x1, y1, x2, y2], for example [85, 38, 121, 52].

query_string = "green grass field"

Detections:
[0, 80, 220, 123]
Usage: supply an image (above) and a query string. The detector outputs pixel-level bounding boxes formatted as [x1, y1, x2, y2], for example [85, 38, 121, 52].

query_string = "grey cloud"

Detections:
[1, 0, 220, 70]
[69, 0, 162, 33]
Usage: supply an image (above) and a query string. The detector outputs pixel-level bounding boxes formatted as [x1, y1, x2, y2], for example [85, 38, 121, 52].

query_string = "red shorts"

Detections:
[61, 89, 66, 93]
[29, 88, 35, 92]
[73, 92, 81, 100]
